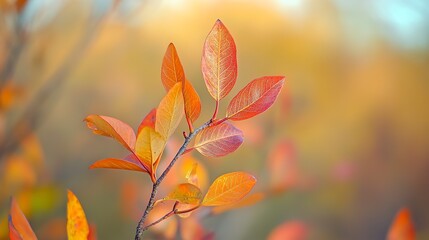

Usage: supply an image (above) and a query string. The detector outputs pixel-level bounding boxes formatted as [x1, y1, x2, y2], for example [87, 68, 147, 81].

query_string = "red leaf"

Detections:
[9, 198, 37, 240]
[387, 208, 415, 240]
[202, 20, 237, 101]
[89, 154, 148, 173]
[88, 224, 97, 240]
[227, 76, 285, 121]
[84, 115, 136, 152]
[193, 122, 243, 158]
[138, 108, 157, 133]
[268, 221, 308, 240]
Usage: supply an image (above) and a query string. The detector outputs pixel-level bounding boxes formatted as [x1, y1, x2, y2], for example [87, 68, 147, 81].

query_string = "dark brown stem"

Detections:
[134, 119, 212, 240]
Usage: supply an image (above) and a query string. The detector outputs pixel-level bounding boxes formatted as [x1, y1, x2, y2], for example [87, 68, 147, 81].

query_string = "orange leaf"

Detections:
[84, 115, 136, 152]
[268, 221, 308, 240]
[202, 19, 237, 101]
[185, 162, 199, 187]
[183, 79, 201, 123]
[155, 83, 184, 140]
[161, 43, 186, 91]
[202, 172, 256, 206]
[227, 76, 285, 121]
[89, 154, 148, 173]
[8, 198, 37, 240]
[387, 208, 415, 240]
[135, 127, 166, 175]
[168, 156, 209, 191]
[161, 43, 201, 124]
[164, 183, 203, 205]
[211, 192, 265, 215]
[67, 190, 89, 240]
[137, 108, 157, 133]
[193, 122, 243, 158]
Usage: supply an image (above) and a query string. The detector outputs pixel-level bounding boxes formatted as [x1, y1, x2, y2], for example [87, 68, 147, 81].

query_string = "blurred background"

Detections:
[1, 0, 429, 239]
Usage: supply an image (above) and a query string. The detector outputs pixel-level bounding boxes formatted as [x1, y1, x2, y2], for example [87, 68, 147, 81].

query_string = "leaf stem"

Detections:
[212, 100, 219, 120]
[134, 119, 212, 240]
[212, 117, 228, 127]
[186, 116, 194, 133]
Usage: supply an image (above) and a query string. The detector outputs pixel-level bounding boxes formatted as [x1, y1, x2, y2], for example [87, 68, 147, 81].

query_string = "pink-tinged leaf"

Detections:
[67, 190, 89, 240]
[193, 122, 243, 158]
[84, 115, 136, 152]
[164, 183, 203, 205]
[227, 76, 285, 121]
[89, 154, 148, 173]
[202, 19, 237, 101]
[138, 108, 157, 133]
[387, 208, 415, 240]
[183, 79, 201, 123]
[161, 43, 186, 91]
[202, 172, 256, 206]
[9, 198, 37, 240]
[156, 83, 184, 140]
[268, 221, 308, 240]
[268, 140, 297, 192]
[135, 127, 166, 176]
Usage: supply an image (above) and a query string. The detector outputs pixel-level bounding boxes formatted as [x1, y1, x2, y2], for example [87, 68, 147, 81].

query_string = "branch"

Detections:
[142, 202, 201, 233]
[134, 119, 212, 240]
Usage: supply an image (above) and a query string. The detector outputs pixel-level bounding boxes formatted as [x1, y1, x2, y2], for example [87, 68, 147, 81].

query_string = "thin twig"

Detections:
[141, 201, 179, 231]
[135, 119, 212, 240]
[142, 202, 201, 233]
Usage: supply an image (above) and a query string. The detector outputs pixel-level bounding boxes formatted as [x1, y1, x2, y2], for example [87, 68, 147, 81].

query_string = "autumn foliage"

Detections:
[83, 19, 285, 239]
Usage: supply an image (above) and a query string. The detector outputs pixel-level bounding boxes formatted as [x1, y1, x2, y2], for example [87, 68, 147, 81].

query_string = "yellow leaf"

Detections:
[179, 156, 209, 191]
[164, 183, 203, 205]
[67, 190, 89, 240]
[135, 127, 166, 175]
[155, 83, 184, 140]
